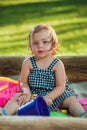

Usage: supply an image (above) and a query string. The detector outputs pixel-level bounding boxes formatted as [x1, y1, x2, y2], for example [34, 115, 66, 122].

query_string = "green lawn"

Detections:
[0, 0, 87, 56]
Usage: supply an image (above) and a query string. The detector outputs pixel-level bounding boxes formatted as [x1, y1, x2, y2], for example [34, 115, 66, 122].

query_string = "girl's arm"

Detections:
[18, 58, 32, 106]
[44, 60, 66, 105]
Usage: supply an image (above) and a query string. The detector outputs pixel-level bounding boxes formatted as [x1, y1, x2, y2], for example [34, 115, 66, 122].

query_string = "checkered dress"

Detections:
[28, 56, 75, 112]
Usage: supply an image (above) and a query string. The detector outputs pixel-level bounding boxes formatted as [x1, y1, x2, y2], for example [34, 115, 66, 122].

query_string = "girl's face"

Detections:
[30, 29, 52, 59]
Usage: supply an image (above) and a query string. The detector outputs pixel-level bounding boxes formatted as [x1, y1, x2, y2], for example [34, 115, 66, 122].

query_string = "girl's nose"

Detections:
[38, 42, 43, 47]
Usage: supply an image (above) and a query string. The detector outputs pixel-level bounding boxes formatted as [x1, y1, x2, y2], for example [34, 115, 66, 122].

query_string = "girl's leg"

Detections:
[62, 96, 85, 117]
[3, 93, 22, 115]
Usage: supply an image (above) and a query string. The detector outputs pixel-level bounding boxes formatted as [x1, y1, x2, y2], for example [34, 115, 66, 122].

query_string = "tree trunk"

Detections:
[0, 116, 87, 130]
[0, 56, 87, 83]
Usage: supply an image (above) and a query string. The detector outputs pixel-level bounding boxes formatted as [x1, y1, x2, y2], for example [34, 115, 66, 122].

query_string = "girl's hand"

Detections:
[17, 93, 31, 106]
[43, 95, 53, 106]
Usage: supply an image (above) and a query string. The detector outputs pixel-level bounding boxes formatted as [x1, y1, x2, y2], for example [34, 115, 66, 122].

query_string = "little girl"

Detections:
[0, 24, 87, 117]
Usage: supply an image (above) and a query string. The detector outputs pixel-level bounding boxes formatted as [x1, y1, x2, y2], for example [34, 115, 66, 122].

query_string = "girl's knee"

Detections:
[62, 96, 77, 108]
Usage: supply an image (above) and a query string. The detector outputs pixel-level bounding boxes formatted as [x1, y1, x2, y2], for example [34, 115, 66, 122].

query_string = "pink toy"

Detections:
[0, 77, 22, 107]
[78, 98, 87, 111]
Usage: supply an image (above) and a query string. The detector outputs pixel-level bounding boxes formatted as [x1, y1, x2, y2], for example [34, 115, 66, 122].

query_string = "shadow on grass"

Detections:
[0, 0, 87, 26]
[54, 21, 87, 35]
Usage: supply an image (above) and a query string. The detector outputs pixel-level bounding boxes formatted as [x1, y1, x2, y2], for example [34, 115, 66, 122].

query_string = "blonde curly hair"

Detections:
[29, 24, 59, 55]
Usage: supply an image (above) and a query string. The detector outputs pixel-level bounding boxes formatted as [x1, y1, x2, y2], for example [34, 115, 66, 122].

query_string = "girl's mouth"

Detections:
[38, 50, 44, 54]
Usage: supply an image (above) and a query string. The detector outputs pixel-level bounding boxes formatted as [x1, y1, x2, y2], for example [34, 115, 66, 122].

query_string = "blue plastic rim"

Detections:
[18, 96, 50, 116]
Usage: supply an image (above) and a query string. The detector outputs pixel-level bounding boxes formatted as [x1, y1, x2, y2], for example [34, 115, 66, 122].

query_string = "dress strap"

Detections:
[47, 57, 59, 70]
[29, 56, 37, 69]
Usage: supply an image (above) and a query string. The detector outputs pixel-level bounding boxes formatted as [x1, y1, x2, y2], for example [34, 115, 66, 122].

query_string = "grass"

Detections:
[0, 0, 87, 56]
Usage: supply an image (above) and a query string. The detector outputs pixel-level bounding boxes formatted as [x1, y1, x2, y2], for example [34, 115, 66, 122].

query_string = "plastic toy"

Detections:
[30, 94, 37, 100]
[0, 76, 22, 107]
[61, 109, 68, 114]
[78, 98, 87, 111]
[50, 111, 67, 117]
[51, 107, 68, 117]
[18, 96, 50, 116]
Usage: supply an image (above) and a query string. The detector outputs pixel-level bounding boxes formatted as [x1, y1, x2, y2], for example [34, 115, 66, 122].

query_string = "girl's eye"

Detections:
[33, 42, 38, 45]
[43, 41, 48, 44]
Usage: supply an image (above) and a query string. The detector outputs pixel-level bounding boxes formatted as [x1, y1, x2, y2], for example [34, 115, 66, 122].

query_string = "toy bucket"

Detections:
[78, 98, 87, 111]
[18, 96, 50, 116]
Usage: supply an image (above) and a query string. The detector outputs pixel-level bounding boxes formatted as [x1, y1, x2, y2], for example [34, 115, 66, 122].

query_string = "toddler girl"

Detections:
[18, 24, 86, 117]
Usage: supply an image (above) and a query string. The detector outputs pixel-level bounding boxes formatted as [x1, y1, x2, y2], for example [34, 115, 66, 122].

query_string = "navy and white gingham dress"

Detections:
[28, 56, 75, 112]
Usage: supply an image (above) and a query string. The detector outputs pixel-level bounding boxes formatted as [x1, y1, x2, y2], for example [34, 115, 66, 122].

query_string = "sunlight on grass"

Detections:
[0, 0, 53, 5]
[0, 0, 87, 56]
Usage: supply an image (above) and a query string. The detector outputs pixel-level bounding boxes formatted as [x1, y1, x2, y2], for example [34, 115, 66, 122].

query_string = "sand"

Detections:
[70, 82, 87, 98]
